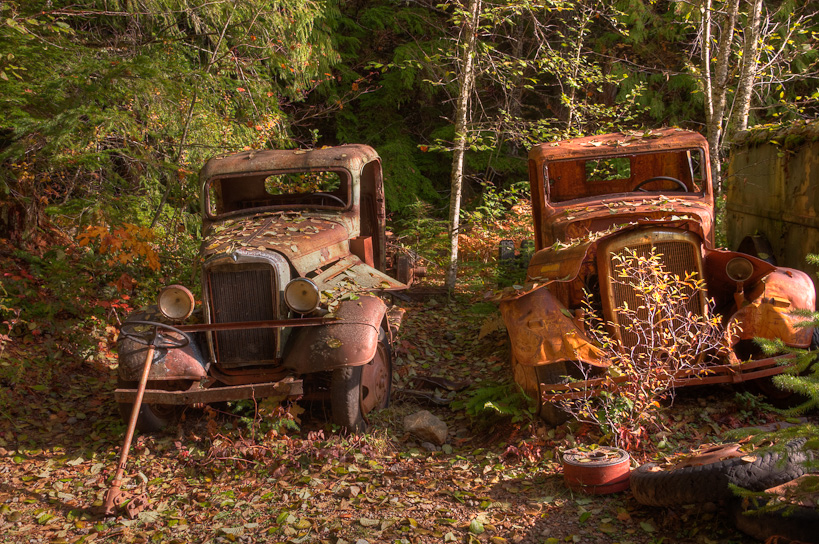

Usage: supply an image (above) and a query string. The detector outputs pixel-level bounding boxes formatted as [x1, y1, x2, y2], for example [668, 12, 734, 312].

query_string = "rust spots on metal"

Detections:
[499, 286, 605, 368]
[503, 128, 817, 410]
[284, 295, 387, 373]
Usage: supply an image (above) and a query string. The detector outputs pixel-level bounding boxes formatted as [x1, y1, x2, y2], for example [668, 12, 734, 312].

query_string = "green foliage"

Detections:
[559, 248, 729, 449]
[229, 397, 302, 440]
[390, 199, 449, 277]
[379, 138, 443, 213]
[451, 381, 535, 425]
[462, 179, 529, 224]
[753, 254, 819, 416]
[0, 0, 341, 258]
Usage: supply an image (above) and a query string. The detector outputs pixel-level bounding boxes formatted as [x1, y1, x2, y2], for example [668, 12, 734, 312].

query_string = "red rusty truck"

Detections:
[499, 129, 815, 424]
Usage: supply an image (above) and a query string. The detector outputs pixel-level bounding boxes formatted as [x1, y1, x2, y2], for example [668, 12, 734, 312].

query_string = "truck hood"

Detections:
[544, 195, 713, 246]
[527, 217, 709, 285]
[202, 212, 351, 275]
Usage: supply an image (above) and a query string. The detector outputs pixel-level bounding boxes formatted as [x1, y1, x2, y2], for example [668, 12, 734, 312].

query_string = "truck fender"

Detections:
[117, 306, 208, 382]
[729, 268, 816, 348]
[498, 285, 605, 368]
[284, 295, 387, 374]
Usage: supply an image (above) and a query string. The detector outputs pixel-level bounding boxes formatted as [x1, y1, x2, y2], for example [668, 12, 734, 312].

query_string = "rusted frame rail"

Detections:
[542, 355, 793, 402]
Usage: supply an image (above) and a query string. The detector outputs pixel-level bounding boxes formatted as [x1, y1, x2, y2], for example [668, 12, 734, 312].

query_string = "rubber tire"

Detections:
[731, 495, 819, 543]
[117, 379, 179, 432]
[118, 400, 178, 433]
[631, 439, 811, 507]
[737, 234, 777, 265]
[330, 330, 392, 432]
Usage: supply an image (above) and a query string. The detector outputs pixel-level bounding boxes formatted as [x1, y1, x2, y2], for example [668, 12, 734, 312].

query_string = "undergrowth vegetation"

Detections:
[556, 249, 730, 450]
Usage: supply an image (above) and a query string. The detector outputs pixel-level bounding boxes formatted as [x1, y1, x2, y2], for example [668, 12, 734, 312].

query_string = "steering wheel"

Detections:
[633, 176, 689, 192]
[120, 320, 190, 349]
[313, 192, 346, 207]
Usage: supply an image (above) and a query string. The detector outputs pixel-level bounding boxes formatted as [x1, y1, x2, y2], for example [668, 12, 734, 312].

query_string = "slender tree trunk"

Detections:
[445, 0, 481, 292]
[702, 0, 714, 125]
[566, 7, 592, 133]
[703, 0, 739, 194]
[729, 0, 763, 135]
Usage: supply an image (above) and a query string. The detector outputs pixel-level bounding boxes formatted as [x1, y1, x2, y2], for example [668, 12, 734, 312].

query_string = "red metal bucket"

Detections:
[562, 446, 631, 494]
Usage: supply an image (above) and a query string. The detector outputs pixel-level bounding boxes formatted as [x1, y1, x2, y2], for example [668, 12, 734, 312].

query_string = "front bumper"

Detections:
[114, 376, 303, 405]
[541, 355, 793, 402]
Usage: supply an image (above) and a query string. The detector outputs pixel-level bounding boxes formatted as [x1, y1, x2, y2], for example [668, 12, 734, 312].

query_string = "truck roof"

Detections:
[199, 144, 380, 183]
[528, 128, 707, 163]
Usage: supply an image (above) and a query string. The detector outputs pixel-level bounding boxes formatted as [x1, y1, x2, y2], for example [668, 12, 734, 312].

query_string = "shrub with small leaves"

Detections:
[559, 248, 730, 449]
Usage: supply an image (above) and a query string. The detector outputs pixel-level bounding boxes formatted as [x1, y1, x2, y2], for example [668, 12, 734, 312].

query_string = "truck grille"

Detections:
[205, 263, 280, 366]
[598, 230, 705, 349]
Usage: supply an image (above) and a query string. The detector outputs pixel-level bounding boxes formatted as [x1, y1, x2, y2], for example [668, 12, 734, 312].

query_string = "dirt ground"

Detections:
[0, 292, 794, 544]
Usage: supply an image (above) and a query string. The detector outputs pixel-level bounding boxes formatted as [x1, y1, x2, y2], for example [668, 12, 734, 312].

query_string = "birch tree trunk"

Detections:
[729, 0, 764, 135]
[704, 0, 739, 194]
[702, 0, 714, 128]
[445, 0, 481, 292]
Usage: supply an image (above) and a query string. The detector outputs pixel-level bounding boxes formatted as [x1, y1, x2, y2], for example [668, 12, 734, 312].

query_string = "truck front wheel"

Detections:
[117, 378, 183, 432]
[330, 329, 392, 432]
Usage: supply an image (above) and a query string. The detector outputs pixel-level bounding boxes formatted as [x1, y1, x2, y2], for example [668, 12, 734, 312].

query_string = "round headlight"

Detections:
[726, 257, 754, 283]
[158, 284, 195, 321]
[284, 278, 320, 314]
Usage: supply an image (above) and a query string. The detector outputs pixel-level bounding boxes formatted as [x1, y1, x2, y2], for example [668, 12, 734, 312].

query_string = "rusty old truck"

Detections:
[115, 145, 407, 432]
[499, 128, 816, 424]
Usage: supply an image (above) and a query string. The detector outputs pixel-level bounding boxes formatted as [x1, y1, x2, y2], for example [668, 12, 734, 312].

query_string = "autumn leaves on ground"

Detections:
[0, 225, 774, 544]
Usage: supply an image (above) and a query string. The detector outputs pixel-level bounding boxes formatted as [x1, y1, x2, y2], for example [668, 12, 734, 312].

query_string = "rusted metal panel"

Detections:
[499, 286, 605, 368]
[726, 122, 819, 294]
[202, 214, 351, 276]
[199, 145, 380, 190]
[117, 307, 208, 382]
[350, 236, 374, 267]
[284, 295, 386, 373]
[313, 254, 407, 292]
[118, 338, 208, 382]
[542, 202, 714, 252]
[728, 267, 816, 347]
[529, 128, 708, 163]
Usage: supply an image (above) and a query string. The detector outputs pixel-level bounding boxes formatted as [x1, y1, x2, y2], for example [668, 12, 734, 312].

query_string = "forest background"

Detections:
[1, 0, 817, 295]
[0, 1, 818, 542]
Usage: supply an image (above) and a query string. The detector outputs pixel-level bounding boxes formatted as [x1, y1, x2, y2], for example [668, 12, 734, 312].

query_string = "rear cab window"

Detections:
[545, 149, 707, 204]
[206, 169, 351, 219]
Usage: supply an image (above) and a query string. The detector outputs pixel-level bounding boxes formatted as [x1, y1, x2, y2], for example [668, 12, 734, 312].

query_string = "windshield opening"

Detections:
[206, 169, 351, 218]
[546, 148, 707, 204]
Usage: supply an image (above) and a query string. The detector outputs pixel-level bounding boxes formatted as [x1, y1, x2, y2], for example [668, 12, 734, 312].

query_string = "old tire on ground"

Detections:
[117, 379, 180, 432]
[730, 478, 819, 543]
[631, 439, 811, 507]
[330, 329, 392, 432]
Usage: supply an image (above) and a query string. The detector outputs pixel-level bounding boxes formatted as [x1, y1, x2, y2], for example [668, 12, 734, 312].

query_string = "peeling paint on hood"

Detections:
[202, 211, 350, 275]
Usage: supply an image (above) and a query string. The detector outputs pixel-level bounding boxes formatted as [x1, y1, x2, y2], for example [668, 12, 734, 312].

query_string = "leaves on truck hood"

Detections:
[201, 212, 349, 260]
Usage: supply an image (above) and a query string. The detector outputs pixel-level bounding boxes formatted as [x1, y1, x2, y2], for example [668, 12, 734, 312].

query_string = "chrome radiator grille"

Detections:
[599, 231, 705, 349]
[205, 264, 279, 366]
